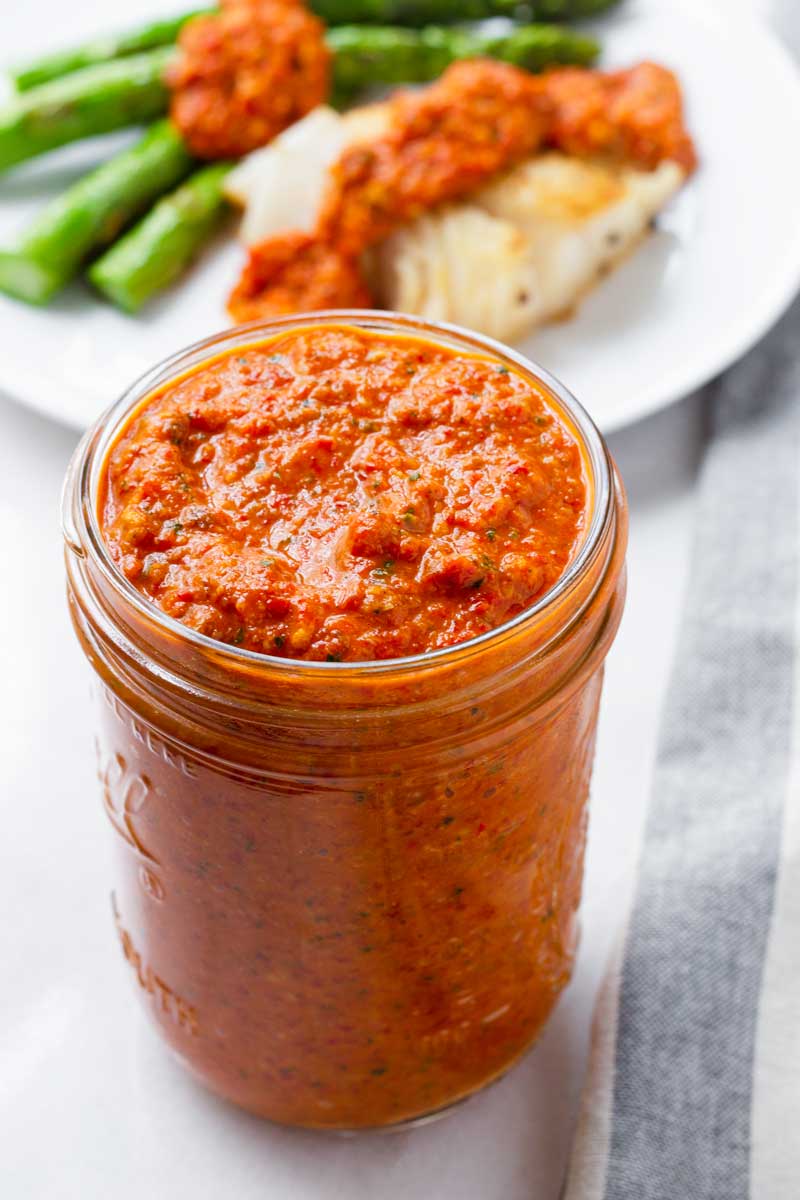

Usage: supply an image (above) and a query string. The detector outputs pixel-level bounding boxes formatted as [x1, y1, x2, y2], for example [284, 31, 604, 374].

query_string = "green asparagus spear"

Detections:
[2, 19, 599, 309]
[0, 121, 194, 304]
[0, 48, 175, 175]
[314, 0, 618, 22]
[9, 1, 618, 91]
[0, 20, 597, 177]
[88, 163, 231, 313]
[329, 21, 598, 95]
[10, 12, 211, 93]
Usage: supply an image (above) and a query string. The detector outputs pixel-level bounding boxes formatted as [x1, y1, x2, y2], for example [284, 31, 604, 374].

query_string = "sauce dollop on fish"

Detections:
[228, 58, 696, 321]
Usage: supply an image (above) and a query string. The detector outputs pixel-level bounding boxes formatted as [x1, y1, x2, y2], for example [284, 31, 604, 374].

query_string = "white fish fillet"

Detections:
[229, 103, 687, 341]
[369, 153, 685, 341]
[340, 102, 394, 145]
[366, 207, 544, 343]
[224, 106, 347, 244]
[225, 104, 392, 246]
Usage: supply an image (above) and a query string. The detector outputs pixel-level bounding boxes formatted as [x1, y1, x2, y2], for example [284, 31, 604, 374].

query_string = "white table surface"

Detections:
[0, 0, 786, 1196]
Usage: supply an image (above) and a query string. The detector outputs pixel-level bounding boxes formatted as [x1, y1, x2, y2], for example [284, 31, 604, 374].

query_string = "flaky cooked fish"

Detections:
[368, 153, 685, 342]
[227, 100, 687, 342]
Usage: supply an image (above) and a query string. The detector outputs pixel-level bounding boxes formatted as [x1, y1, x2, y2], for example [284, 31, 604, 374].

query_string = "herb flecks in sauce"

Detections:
[102, 327, 586, 662]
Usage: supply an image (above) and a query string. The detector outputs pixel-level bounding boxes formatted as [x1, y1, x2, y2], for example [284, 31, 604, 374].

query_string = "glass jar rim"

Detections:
[66, 309, 615, 680]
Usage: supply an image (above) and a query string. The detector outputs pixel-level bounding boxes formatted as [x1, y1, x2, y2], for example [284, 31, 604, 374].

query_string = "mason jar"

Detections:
[62, 312, 627, 1130]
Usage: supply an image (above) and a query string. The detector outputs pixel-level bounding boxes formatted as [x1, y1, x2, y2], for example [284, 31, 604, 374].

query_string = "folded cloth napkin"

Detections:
[564, 294, 800, 1200]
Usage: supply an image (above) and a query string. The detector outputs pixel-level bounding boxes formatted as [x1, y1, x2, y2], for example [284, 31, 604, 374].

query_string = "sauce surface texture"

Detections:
[101, 326, 587, 661]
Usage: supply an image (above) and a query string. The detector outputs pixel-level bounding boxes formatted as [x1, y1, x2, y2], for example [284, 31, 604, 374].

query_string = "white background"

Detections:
[0, 1, 790, 1197]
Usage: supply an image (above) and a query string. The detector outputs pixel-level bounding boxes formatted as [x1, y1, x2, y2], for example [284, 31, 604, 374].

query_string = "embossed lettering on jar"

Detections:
[63, 313, 627, 1130]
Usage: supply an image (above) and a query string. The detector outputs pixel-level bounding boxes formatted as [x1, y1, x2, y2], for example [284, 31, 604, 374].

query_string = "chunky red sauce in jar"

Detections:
[65, 315, 626, 1130]
[101, 327, 587, 661]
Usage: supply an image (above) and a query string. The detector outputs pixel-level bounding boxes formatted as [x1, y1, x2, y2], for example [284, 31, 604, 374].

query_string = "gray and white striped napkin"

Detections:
[563, 297, 800, 1194]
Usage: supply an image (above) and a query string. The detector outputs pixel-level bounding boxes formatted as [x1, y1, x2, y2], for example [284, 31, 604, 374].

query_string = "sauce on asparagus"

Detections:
[167, 0, 331, 159]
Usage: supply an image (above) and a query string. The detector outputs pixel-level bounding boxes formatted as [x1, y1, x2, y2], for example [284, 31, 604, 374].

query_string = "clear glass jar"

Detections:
[63, 312, 627, 1131]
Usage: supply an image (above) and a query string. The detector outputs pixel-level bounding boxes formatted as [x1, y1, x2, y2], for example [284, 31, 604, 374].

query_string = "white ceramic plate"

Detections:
[1, 0, 799, 434]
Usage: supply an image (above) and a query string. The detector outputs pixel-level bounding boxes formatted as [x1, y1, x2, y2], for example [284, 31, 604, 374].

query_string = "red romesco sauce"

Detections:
[167, 0, 331, 160]
[228, 60, 696, 322]
[101, 326, 587, 661]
